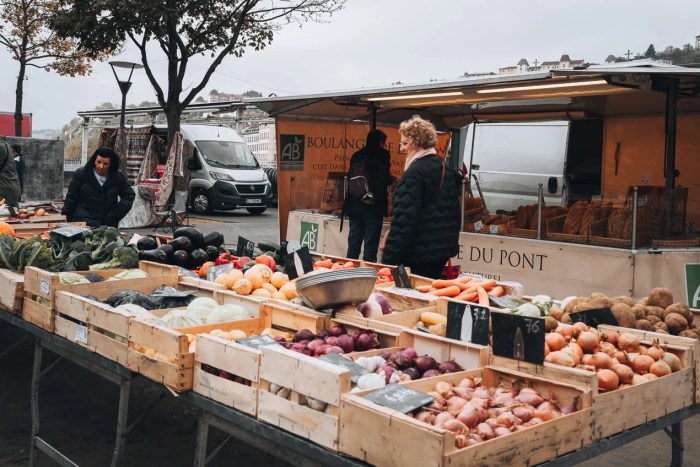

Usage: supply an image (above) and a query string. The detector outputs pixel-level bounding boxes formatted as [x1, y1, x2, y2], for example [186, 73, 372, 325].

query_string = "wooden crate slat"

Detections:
[0, 269, 24, 312]
[22, 296, 53, 330]
[196, 333, 261, 382]
[127, 349, 193, 391]
[193, 367, 258, 415]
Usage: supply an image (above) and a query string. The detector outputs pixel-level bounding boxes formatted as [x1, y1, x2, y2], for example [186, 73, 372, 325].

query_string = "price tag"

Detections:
[235, 334, 280, 350]
[362, 384, 435, 414]
[489, 295, 521, 309]
[39, 278, 50, 296]
[568, 308, 618, 328]
[206, 263, 233, 282]
[446, 301, 490, 345]
[236, 236, 255, 258]
[283, 246, 314, 280]
[319, 353, 371, 384]
[74, 323, 88, 344]
[177, 267, 199, 279]
[489, 224, 500, 234]
[394, 264, 412, 289]
[474, 220, 484, 232]
[51, 224, 90, 238]
[491, 312, 545, 365]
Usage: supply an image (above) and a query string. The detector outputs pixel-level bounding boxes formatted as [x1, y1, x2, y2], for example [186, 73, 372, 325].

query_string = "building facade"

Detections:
[242, 120, 276, 168]
[499, 54, 584, 75]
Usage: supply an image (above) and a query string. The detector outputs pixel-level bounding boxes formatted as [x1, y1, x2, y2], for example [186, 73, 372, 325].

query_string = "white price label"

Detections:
[489, 224, 500, 234]
[39, 279, 50, 296]
[474, 221, 484, 232]
[74, 323, 88, 344]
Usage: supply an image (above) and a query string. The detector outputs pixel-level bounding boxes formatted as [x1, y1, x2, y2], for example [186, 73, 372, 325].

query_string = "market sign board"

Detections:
[279, 134, 305, 171]
[685, 263, 700, 308]
[300, 221, 319, 251]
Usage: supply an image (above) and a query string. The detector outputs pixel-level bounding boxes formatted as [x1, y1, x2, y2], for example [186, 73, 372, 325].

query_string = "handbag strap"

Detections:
[423, 158, 446, 209]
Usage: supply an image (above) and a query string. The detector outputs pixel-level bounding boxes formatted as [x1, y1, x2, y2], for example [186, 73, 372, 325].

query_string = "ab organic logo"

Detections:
[280, 134, 305, 171]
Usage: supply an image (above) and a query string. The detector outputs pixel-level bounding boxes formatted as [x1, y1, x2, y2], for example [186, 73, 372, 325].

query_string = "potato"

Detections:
[645, 306, 666, 320]
[561, 312, 572, 324]
[611, 303, 636, 328]
[573, 303, 593, 313]
[565, 297, 587, 314]
[647, 315, 661, 325]
[665, 312, 689, 335]
[612, 296, 636, 307]
[548, 306, 564, 321]
[664, 303, 693, 324]
[647, 287, 674, 309]
[590, 292, 608, 300]
[588, 297, 614, 309]
[635, 319, 653, 331]
[654, 327, 670, 334]
[678, 330, 698, 340]
[637, 297, 649, 306]
[545, 316, 559, 332]
[631, 305, 647, 321]
[654, 322, 670, 333]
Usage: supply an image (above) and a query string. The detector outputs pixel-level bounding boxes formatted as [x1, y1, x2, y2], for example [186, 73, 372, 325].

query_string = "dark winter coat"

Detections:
[62, 164, 135, 228]
[0, 141, 20, 206]
[343, 146, 392, 217]
[381, 155, 460, 266]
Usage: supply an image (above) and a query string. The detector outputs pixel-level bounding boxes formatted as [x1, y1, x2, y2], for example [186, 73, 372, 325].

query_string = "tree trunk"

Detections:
[14, 60, 26, 137]
[166, 104, 181, 152]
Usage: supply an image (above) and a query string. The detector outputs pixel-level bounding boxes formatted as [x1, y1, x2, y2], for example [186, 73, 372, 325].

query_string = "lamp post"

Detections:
[109, 61, 143, 176]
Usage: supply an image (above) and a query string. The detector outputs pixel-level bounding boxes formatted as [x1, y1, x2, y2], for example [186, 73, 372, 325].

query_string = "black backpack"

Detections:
[346, 158, 375, 206]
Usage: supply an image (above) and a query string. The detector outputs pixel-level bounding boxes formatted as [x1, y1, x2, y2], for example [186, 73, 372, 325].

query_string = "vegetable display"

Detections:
[414, 275, 505, 305]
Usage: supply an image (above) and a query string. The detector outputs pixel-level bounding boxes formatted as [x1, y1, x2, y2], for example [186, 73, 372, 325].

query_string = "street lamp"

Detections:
[109, 61, 143, 129]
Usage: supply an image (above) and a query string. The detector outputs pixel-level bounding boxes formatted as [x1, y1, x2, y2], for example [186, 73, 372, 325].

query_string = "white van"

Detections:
[155, 124, 273, 215]
[461, 119, 603, 212]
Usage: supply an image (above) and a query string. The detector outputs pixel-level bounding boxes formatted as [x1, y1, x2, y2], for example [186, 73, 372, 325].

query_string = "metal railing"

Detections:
[63, 159, 82, 172]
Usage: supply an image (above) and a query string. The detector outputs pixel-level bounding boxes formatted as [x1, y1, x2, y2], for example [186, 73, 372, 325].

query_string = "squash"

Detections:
[232, 278, 253, 295]
[271, 271, 289, 289]
[279, 282, 298, 300]
[251, 288, 272, 298]
[420, 311, 447, 326]
[244, 268, 265, 290]
[35, 208, 46, 216]
[161, 309, 204, 329]
[0, 221, 16, 238]
[198, 261, 215, 278]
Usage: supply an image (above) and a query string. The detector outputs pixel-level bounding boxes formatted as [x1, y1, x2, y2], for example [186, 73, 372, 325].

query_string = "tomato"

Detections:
[254, 254, 276, 270]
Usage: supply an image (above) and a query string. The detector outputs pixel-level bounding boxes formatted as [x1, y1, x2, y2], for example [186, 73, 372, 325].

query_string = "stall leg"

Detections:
[28, 339, 42, 467]
[194, 416, 210, 467]
[110, 376, 131, 467]
[665, 422, 683, 467]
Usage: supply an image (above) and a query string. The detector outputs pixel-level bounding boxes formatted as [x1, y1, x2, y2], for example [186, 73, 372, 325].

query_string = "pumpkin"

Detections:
[0, 221, 16, 238]
[198, 261, 215, 278]
[271, 271, 289, 289]
[251, 288, 272, 298]
[243, 268, 265, 290]
[279, 282, 298, 300]
[232, 278, 253, 295]
[35, 208, 46, 216]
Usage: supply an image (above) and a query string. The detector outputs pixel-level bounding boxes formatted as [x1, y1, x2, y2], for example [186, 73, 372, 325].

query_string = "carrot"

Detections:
[475, 279, 497, 291]
[431, 280, 450, 289]
[457, 275, 475, 284]
[435, 279, 469, 291]
[476, 286, 490, 306]
[415, 285, 432, 293]
[455, 291, 478, 303]
[489, 286, 504, 297]
[428, 285, 461, 297]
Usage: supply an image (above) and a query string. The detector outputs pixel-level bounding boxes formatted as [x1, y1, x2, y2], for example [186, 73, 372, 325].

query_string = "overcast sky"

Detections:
[1, 0, 699, 131]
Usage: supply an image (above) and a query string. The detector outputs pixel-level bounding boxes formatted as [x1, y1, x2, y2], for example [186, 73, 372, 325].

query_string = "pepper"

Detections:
[215, 252, 235, 266]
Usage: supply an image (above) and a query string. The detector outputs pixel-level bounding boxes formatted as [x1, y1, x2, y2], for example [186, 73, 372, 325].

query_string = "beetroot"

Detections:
[403, 367, 421, 380]
[355, 330, 380, 351]
[390, 351, 413, 369]
[439, 360, 463, 373]
[401, 347, 418, 361]
[294, 329, 316, 342]
[324, 346, 344, 355]
[307, 339, 325, 353]
[335, 334, 355, 354]
[414, 355, 439, 373]
[316, 329, 331, 340]
[314, 344, 330, 357]
[421, 369, 441, 379]
[329, 325, 347, 337]
[325, 336, 338, 346]
[273, 335, 286, 343]
[290, 343, 306, 354]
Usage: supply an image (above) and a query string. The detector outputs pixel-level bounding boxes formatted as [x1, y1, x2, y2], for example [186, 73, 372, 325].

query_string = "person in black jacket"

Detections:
[62, 147, 135, 228]
[11, 144, 24, 199]
[380, 116, 460, 278]
[344, 129, 392, 262]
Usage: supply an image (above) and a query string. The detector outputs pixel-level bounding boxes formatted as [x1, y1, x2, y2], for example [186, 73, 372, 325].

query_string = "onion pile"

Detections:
[544, 324, 681, 391]
[411, 377, 577, 448]
[286, 326, 380, 356]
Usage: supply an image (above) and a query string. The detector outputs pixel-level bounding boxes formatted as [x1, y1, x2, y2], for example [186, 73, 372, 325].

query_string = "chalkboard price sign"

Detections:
[235, 334, 281, 350]
[445, 301, 490, 346]
[489, 295, 520, 309]
[51, 224, 90, 238]
[491, 312, 545, 365]
[283, 246, 314, 279]
[236, 236, 255, 258]
[362, 384, 435, 414]
[206, 263, 233, 282]
[568, 308, 618, 328]
[394, 265, 412, 289]
[319, 353, 371, 384]
[177, 267, 199, 279]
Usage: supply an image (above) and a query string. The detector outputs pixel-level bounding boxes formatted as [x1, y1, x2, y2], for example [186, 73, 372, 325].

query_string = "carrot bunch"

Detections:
[415, 276, 504, 306]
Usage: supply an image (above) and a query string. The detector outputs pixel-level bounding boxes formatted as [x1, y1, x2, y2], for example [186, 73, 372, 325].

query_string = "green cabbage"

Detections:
[186, 297, 219, 321]
[161, 309, 204, 329]
[112, 269, 150, 280]
[58, 272, 90, 285]
[205, 304, 253, 324]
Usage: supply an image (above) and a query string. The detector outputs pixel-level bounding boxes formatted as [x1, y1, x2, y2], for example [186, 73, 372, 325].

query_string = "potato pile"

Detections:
[548, 288, 698, 339]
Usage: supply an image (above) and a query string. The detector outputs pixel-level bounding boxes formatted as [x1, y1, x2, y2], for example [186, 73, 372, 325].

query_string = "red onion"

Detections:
[273, 335, 286, 343]
[298, 340, 310, 347]
[379, 350, 392, 360]
[290, 343, 306, 354]
[324, 345, 344, 355]
[401, 347, 418, 361]
[355, 330, 379, 351]
[438, 360, 462, 373]
[307, 339, 325, 353]
[390, 351, 412, 369]
[313, 344, 330, 357]
[293, 329, 315, 342]
[402, 367, 420, 380]
[316, 329, 330, 340]
[380, 365, 396, 384]
[335, 334, 355, 354]
[476, 423, 495, 440]
[421, 369, 441, 379]
[324, 336, 338, 346]
[329, 325, 346, 337]
[414, 355, 439, 373]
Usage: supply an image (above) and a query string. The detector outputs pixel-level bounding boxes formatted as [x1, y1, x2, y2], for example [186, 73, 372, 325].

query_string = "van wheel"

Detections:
[246, 207, 267, 215]
[191, 189, 211, 214]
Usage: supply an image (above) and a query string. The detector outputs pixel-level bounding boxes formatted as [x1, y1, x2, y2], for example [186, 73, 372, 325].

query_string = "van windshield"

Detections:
[196, 140, 259, 169]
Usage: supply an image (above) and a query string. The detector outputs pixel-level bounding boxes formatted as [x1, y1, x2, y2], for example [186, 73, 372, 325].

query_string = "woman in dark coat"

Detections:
[380, 116, 460, 278]
[62, 147, 135, 228]
[0, 140, 21, 207]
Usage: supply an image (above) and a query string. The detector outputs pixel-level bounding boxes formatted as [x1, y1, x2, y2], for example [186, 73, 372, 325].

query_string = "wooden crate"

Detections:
[129, 298, 326, 391]
[54, 275, 216, 365]
[257, 330, 488, 452]
[340, 366, 593, 467]
[23, 261, 179, 332]
[0, 269, 24, 313]
[193, 316, 279, 417]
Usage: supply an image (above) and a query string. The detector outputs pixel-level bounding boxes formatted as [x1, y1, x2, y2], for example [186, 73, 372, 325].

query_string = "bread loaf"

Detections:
[563, 201, 589, 235]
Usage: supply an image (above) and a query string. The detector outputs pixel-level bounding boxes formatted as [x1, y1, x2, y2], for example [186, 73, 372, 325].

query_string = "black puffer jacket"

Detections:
[62, 165, 135, 228]
[381, 155, 460, 266]
[343, 146, 392, 217]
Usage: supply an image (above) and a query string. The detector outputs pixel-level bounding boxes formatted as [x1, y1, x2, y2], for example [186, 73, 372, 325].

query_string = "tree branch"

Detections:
[128, 31, 166, 108]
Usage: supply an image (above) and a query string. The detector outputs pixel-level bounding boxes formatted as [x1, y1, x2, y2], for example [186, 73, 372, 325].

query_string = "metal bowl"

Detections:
[296, 268, 377, 310]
